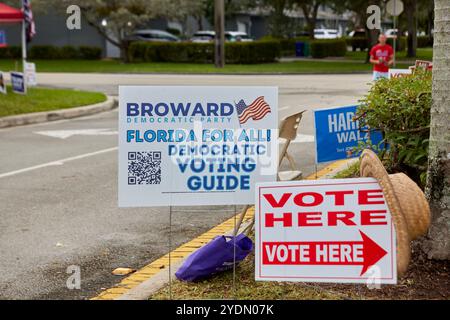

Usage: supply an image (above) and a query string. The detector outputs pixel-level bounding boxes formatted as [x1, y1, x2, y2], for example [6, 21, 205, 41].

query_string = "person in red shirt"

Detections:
[370, 34, 394, 80]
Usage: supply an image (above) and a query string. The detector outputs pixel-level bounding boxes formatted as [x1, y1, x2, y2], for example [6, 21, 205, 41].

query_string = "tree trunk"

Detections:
[365, 28, 379, 63]
[423, 0, 450, 260]
[301, 3, 319, 40]
[120, 41, 130, 63]
[271, 0, 288, 38]
[406, 0, 417, 58]
[307, 19, 316, 40]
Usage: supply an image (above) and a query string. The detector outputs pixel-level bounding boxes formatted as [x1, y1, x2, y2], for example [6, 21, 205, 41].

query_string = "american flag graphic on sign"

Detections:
[22, 0, 36, 42]
[235, 96, 271, 124]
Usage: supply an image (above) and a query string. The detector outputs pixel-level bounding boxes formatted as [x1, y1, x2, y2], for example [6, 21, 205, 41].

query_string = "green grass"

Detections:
[333, 161, 360, 179]
[0, 86, 107, 117]
[0, 59, 411, 74]
[345, 48, 433, 62]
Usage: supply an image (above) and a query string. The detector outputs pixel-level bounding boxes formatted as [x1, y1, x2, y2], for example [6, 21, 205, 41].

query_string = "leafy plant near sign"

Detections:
[356, 70, 432, 187]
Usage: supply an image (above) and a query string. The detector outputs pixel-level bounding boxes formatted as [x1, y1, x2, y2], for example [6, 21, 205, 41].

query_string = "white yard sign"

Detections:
[0, 71, 6, 94]
[389, 69, 412, 79]
[24, 62, 37, 87]
[255, 178, 397, 284]
[119, 86, 278, 207]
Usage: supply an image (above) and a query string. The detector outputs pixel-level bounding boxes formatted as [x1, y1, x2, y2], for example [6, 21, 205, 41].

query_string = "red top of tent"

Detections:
[0, 2, 24, 23]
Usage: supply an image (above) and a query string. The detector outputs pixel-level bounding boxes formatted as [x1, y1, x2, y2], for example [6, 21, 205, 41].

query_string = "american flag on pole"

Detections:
[22, 0, 36, 42]
[235, 96, 271, 124]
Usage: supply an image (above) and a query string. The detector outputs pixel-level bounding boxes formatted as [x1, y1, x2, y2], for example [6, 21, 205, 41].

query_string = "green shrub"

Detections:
[310, 39, 347, 58]
[60, 45, 80, 59]
[142, 42, 213, 63]
[128, 42, 147, 62]
[0, 46, 21, 59]
[261, 36, 310, 56]
[187, 43, 214, 63]
[2, 45, 102, 60]
[128, 40, 280, 64]
[29, 45, 61, 59]
[345, 37, 368, 51]
[79, 46, 102, 60]
[417, 36, 433, 48]
[357, 70, 432, 186]
[226, 41, 281, 64]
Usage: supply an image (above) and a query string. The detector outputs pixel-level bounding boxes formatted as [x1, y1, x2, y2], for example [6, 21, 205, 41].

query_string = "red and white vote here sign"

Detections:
[255, 178, 397, 284]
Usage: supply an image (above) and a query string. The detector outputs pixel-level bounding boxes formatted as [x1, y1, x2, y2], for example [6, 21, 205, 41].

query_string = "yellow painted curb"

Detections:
[92, 159, 352, 300]
[304, 159, 350, 180]
[92, 208, 255, 300]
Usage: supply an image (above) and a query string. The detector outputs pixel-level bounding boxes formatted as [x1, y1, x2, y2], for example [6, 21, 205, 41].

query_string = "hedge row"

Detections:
[0, 45, 102, 59]
[260, 36, 311, 56]
[129, 41, 281, 64]
[261, 37, 347, 58]
[417, 36, 433, 48]
[310, 39, 347, 58]
[0, 46, 21, 59]
[129, 39, 347, 64]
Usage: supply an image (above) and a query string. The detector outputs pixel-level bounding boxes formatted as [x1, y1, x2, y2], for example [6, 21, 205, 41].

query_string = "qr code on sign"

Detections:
[128, 152, 162, 185]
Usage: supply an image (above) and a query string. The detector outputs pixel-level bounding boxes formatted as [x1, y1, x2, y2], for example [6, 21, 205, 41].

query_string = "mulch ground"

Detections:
[316, 242, 449, 300]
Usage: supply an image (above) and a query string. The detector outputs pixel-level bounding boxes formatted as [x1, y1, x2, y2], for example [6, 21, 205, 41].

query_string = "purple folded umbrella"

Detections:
[175, 233, 253, 282]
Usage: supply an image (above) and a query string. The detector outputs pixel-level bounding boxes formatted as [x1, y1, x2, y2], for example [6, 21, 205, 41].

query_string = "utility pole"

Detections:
[214, 0, 225, 68]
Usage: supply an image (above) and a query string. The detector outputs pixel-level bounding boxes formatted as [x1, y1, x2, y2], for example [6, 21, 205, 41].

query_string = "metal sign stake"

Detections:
[233, 204, 237, 299]
[169, 205, 173, 300]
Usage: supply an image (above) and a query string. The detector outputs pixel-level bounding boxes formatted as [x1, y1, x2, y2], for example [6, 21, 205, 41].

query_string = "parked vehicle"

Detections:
[190, 31, 215, 43]
[191, 31, 253, 43]
[225, 31, 253, 42]
[127, 29, 180, 42]
[314, 29, 339, 39]
[385, 29, 399, 38]
[348, 29, 366, 38]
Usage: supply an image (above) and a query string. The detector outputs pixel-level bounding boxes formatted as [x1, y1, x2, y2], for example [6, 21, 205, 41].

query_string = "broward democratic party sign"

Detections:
[314, 105, 383, 163]
[255, 178, 396, 284]
[119, 86, 278, 207]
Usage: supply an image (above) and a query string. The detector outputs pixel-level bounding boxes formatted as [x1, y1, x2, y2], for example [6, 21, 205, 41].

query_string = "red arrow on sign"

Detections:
[262, 230, 388, 276]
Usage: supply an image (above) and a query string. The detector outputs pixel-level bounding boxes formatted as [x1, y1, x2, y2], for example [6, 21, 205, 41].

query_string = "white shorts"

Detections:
[373, 71, 389, 81]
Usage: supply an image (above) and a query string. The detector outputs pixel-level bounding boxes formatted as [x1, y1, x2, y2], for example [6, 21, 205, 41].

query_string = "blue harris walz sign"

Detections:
[314, 105, 383, 163]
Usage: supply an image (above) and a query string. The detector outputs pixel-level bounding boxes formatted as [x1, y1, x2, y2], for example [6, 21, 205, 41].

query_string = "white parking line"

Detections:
[0, 147, 118, 179]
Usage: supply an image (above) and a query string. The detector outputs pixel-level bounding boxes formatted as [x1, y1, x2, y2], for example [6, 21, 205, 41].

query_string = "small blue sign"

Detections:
[11, 72, 26, 94]
[0, 31, 6, 47]
[314, 105, 384, 163]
